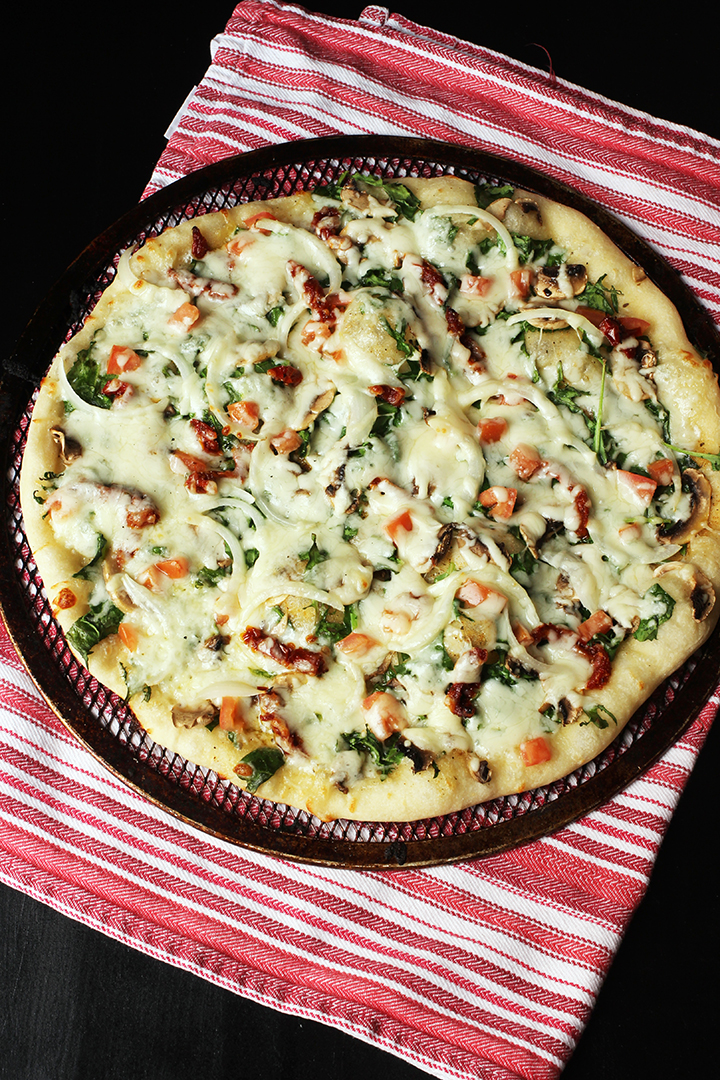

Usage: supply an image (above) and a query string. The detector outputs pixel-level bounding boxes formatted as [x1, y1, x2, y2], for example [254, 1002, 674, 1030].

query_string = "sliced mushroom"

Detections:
[657, 468, 711, 544]
[540, 696, 583, 725]
[691, 573, 716, 621]
[523, 314, 569, 330]
[297, 386, 336, 430]
[203, 633, 230, 652]
[485, 196, 512, 220]
[473, 757, 492, 784]
[51, 427, 82, 465]
[535, 263, 588, 301]
[102, 566, 136, 614]
[171, 701, 218, 728]
[503, 198, 544, 238]
[430, 523, 456, 567]
[556, 697, 585, 725]
[654, 562, 715, 622]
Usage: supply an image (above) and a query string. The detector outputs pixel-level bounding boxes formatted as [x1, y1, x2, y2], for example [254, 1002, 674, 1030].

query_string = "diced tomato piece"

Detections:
[369, 384, 406, 407]
[616, 469, 658, 507]
[577, 641, 612, 691]
[107, 345, 142, 374]
[575, 306, 606, 328]
[336, 632, 380, 658]
[117, 623, 138, 652]
[647, 458, 675, 487]
[576, 609, 613, 643]
[155, 556, 189, 579]
[509, 268, 533, 299]
[508, 443, 543, 480]
[244, 211, 278, 234]
[170, 450, 210, 474]
[619, 316, 651, 336]
[169, 302, 200, 330]
[513, 622, 534, 646]
[268, 364, 303, 386]
[598, 316, 622, 346]
[460, 274, 493, 298]
[219, 696, 246, 731]
[139, 565, 161, 590]
[456, 579, 507, 615]
[270, 428, 303, 454]
[102, 377, 133, 401]
[478, 486, 517, 519]
[227, 400, 260, 431]
[519, 736, 551, 766]
[477, 416, 507, 444]
[190, 419, 221, 455]
[227, 233, 256, 257]
[385, 509, 413, 543]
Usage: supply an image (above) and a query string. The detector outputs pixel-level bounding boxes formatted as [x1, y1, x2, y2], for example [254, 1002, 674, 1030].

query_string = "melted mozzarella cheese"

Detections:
[39, 178, 707, 794]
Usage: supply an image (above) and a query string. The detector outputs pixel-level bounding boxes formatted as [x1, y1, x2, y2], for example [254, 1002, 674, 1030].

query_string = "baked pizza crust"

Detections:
[19, 174, 720, 823]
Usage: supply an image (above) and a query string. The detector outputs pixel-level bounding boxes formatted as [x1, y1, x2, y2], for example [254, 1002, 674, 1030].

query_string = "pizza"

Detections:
[19, 171, 720, 823]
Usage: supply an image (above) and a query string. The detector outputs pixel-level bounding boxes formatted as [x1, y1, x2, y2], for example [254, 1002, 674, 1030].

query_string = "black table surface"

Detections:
[2, 5, 718, 1077]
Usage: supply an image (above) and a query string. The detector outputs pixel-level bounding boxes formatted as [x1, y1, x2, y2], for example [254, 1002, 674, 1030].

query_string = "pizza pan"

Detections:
[2, 135, 719, 869]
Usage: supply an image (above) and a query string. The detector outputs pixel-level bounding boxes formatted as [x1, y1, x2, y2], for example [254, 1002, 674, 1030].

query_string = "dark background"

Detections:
[2, 3, 718, 1077]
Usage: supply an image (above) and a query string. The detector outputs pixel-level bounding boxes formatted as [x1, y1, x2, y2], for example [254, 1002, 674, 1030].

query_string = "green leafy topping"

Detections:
[317, 602, 359, 644]
[634, 584, 676, 641]
[380, 316, 417, 359]
[73, 534, 108, 582]
[644, 399, 672, 443]
[371, 398, 404, 439]
[202, 409, 238, 454]
[398, 355, 433, 383]
[238, 747, 285, 794]
[299, 534, 328, 572]
[512, 235, 557, 265]
[575, 274, 620, 315]
[592, 359, 609, 464]
[66, 348, 112, 409]
[340, 728, 408, 777]
[357, 268, 403, 293]
[312, 170, 350, 201]
[371, 652, 411, 691]
[66, 600, 124, 663]
[509, 541, 538, 578]
[662, 442, 720, 471]
[431, 634, 455, 672]
[266, 305, 284, 326]
[223, 380, 244, 405]
[582, 703, 618, 729]
[253, 358, 275, 375]
[360, 176, 421, 221]
[474, 182, 514, 209]
[194, 562, 232, 588]
[548, 363, 588, 415]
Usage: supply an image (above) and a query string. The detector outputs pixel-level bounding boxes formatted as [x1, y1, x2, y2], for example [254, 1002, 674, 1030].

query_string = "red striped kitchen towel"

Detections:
[2, 4, 719, 1079]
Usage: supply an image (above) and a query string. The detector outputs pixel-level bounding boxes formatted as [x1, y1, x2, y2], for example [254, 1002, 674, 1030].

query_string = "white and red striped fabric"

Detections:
[2, 5, 719, 1079]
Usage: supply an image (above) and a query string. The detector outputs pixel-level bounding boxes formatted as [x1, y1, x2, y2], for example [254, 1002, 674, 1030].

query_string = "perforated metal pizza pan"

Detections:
[2, 135, 719, 869]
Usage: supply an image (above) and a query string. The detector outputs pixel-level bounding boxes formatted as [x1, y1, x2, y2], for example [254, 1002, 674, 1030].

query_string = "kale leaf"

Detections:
[66, 600, 124, 663]
[238, 747, 285, 794]
[634, 584, 676, 642]
[67, 348, 112, 409]
[341, 728, 408, 777]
